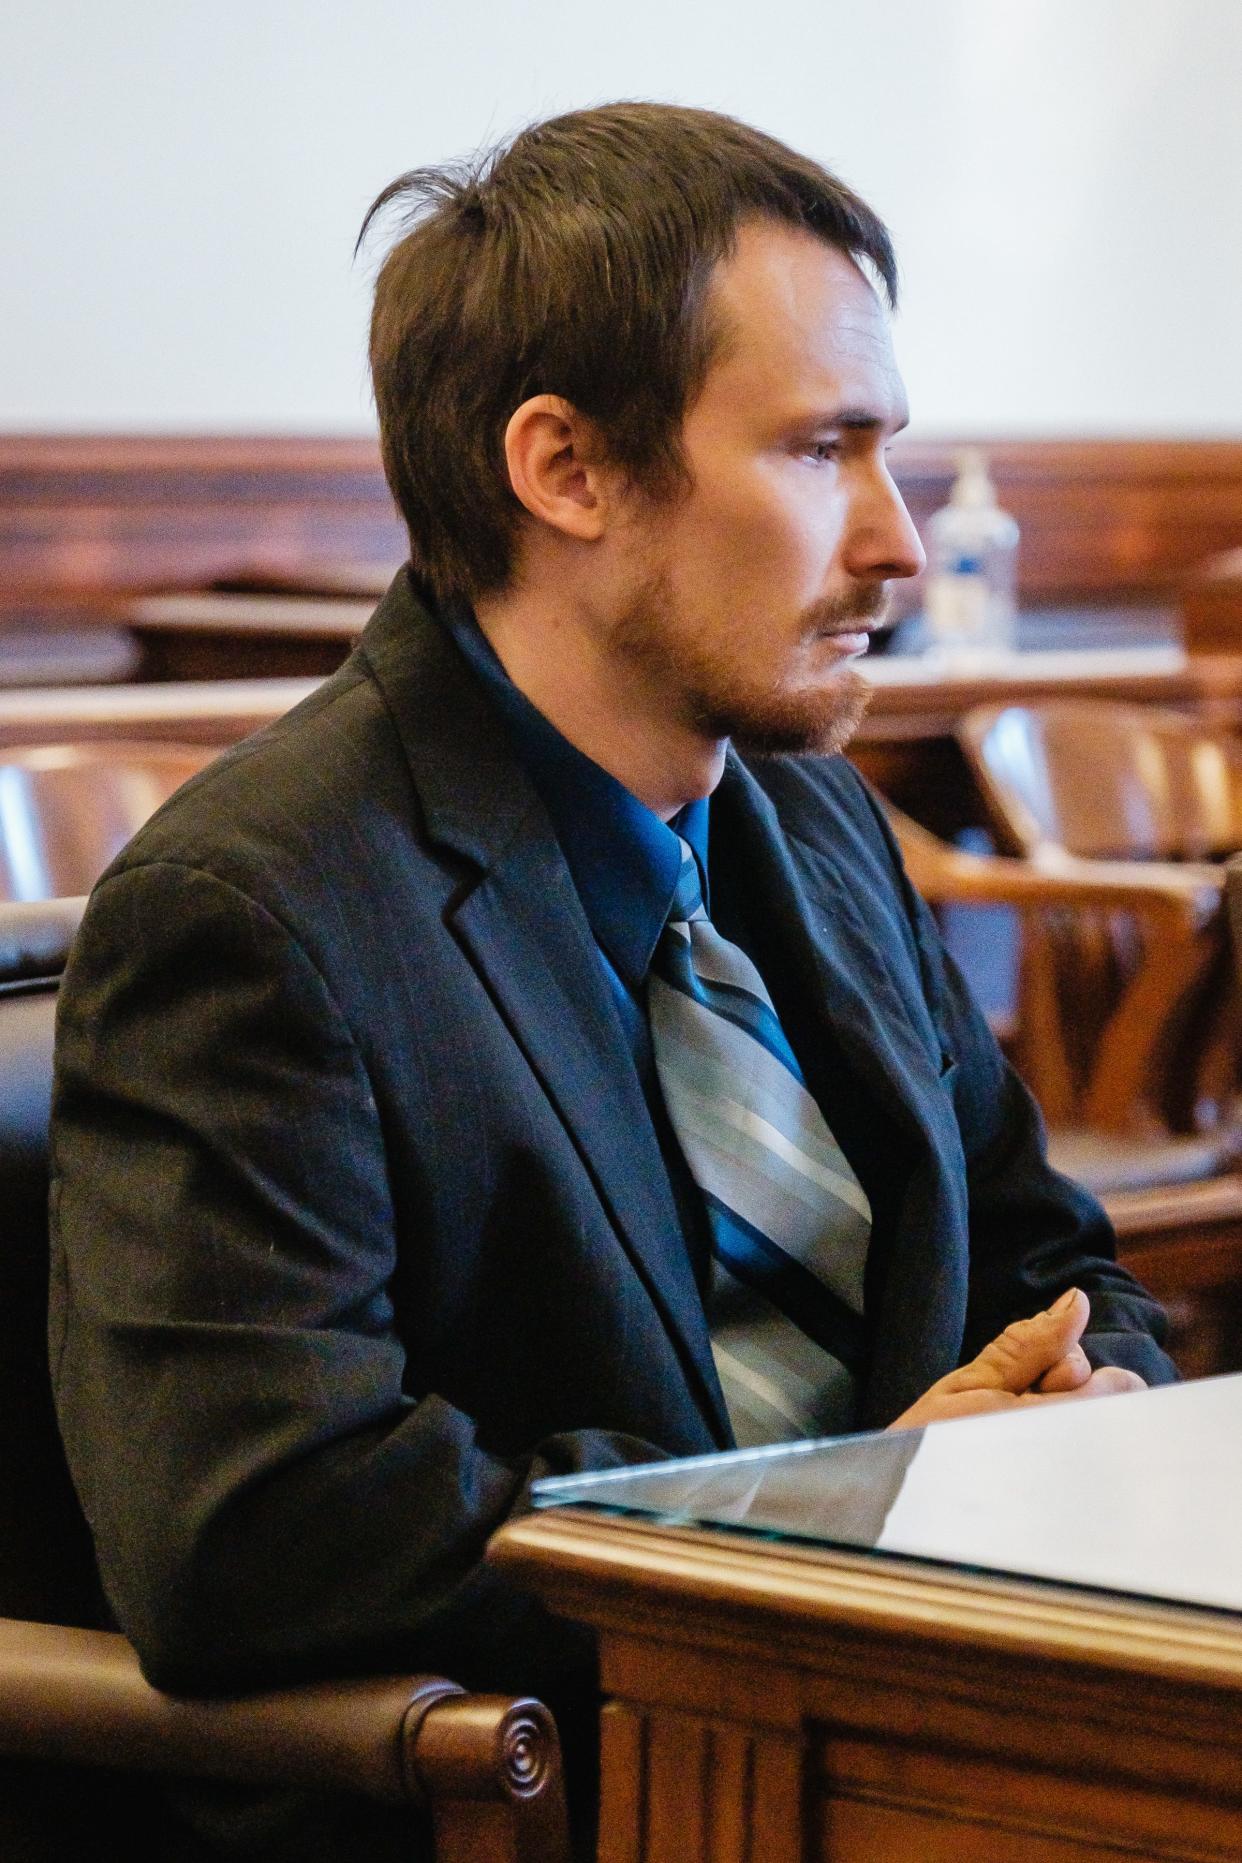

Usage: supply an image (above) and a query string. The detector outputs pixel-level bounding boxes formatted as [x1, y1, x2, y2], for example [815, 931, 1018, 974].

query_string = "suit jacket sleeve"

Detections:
[858, 783, 1178, 1388]
[49, 860, 659, 1702]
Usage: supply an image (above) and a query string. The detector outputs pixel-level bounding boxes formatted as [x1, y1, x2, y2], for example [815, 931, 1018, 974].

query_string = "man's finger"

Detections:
[1018, 1365, 1149, 1408]
[952, 1287, 1090, 1396]
[1077, 1365, 1147, 1396]
[1036, 1343, 1093, 1393]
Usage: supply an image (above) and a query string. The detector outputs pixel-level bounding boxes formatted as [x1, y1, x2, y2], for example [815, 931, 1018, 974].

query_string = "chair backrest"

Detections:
[0, 898, 160, 1854]
[960, 701, 1242, 861]
[887, 803, 1238, 1156]
[0, 742, 215, 902]
[0, 898, 102, 1629]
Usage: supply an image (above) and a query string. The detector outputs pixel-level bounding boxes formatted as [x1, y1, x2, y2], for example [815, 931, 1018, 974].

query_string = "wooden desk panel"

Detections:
[122, 593, 369, 681]
[6, 436, 1242, 610]
[0, 594, 366, 686]
[1112, 1178, 1242, 1382]
[860, 645, 1242, 735]
[0, 678, 315, 749]
[493, 1510, 1242, 1861]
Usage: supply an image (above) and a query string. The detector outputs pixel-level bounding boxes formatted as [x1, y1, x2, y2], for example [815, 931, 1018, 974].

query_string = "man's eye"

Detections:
[806, 440, 840, 462]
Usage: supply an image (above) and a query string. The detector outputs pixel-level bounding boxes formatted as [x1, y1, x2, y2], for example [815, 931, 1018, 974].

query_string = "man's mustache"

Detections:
[804, 586, 893, 635]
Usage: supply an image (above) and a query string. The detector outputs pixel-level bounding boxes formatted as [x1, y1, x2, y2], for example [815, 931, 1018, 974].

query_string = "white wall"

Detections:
[2, 0, 1239, 436]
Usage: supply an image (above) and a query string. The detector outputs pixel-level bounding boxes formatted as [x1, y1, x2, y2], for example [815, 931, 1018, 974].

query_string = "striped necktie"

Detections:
[648, 838, 872, 1446]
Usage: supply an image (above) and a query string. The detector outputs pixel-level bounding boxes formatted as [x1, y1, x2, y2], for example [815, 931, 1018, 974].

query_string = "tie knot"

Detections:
[667, 837, 705, 927]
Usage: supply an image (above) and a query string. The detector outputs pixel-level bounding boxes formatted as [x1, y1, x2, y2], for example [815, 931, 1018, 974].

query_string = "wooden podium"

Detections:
[491, 1382, 1242, 1861]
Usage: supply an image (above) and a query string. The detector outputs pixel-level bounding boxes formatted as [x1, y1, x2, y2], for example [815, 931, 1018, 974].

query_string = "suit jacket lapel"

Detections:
[712, 753, 950, 1134]
[712, 754, 970, 1419]
[359, 576, 731, 1445]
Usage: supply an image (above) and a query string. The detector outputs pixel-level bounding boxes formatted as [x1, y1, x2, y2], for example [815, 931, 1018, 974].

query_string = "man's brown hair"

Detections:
[360, 102, 897, 605]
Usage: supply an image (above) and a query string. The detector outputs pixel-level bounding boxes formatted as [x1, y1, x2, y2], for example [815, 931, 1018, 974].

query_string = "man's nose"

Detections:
[844, 468, 927, 583]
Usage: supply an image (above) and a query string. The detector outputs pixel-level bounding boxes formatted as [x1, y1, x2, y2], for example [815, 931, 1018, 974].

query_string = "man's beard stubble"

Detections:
[611, 576, 885, 760]
[722, 657, 873, 759]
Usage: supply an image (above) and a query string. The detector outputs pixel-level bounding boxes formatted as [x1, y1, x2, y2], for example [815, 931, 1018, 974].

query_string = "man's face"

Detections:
[605, 219, 925, 757]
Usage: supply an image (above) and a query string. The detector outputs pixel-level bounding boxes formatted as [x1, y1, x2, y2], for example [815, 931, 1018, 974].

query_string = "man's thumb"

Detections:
[961, 1288, 1090, 1396]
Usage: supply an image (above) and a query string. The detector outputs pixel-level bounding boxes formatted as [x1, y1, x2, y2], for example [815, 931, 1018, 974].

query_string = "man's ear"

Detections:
[502, 395, 614, 542]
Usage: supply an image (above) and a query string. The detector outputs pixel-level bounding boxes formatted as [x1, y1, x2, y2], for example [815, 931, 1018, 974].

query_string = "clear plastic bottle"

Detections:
[924, 449, 1020, 662]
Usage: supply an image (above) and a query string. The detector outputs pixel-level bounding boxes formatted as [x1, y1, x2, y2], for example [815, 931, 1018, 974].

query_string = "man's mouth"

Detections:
[813, 608, 886, 649]
[817, 629, 872, 658]
[808, 593, 892, 648]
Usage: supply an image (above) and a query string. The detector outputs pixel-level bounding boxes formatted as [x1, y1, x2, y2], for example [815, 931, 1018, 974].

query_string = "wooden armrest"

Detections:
[886, 805, 1231, 1133]
[1024, 846, 1224, 923]
[890, 807, 1223, 933]
[0, 1619, 569, 1862]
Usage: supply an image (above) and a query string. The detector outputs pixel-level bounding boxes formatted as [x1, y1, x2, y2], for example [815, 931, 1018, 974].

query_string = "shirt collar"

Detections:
[440, 596, 709, 988]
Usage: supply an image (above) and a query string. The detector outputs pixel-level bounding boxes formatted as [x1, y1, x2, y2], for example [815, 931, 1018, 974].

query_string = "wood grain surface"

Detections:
[492, 1509, 1242, 1861]
[4, 434, 1241, 608]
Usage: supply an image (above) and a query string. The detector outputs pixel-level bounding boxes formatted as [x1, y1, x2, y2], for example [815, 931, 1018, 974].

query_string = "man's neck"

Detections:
[473, 591, 725, 822]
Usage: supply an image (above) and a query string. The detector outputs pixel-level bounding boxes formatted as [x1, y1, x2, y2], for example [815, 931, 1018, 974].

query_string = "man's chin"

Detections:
[715, 666, 873, 759]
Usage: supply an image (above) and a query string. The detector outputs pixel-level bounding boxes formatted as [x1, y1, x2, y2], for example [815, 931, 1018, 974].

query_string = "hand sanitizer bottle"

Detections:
[924, 449, 1019, 662]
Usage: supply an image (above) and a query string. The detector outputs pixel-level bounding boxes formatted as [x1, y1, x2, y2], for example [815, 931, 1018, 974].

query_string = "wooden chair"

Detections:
[889, 810, 1242, 1377]
[888, 807, 1234, 1177]
[0, 897, 569, 1861]
[0, 741, 217, 901]
[958, 699, 1242, 863]
[1181, 546, 1242, 654]
[957, 700, 1242, 1145]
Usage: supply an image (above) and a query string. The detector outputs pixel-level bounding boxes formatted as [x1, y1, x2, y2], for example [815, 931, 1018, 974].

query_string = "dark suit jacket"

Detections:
[49, 572, 1173, 1713]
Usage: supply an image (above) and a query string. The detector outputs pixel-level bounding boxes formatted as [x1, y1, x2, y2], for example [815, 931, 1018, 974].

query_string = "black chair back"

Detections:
[0, 899, 147, 1857]
[0, 898, 102, 1628]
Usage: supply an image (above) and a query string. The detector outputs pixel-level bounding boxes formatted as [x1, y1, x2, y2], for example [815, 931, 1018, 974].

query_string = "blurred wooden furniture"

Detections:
[1229, 853, 1242, 972]
[889, 807, 1231, 1168]
[0, 896, 569, 1861]
[0, 437, 405, 611]
[123, 591, 369, 680]
[958, 700, 1242, 1133]
[207, 562, 398, 600]
[7, 435, 1241, 613]
[10, 649, 1242, 852]
[888, 439, 1242, 606]
[950, 701, 1242, 1372]
[853, 649, 1242, 842]
[1108, 1176, 1242, 1382]
[1182, 548, 1242, 654]
[888, 810, 1242, 1377]
[959, 699, 1242, 863]
[493, 1491, 1242, 1863]
[0, 742, 217, 901]
[3, 434, 1239, 695]
[0, 679, 315, 752]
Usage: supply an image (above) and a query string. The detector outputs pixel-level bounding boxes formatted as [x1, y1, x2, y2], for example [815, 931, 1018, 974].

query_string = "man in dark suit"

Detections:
[50, 103, 1173, 1856]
